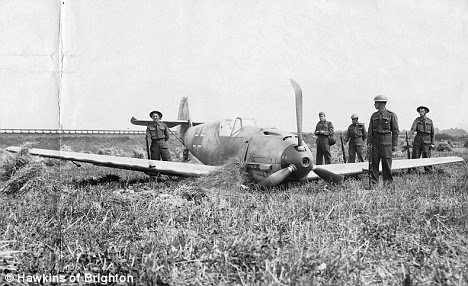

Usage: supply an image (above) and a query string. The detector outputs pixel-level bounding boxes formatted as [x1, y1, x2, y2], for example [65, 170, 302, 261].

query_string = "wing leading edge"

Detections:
[307, 157, 465, 180]
[5, 147, 218, 177]
[6, 147, 464, 183]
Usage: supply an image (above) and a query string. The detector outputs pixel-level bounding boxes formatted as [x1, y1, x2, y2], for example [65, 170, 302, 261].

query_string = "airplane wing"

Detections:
[5, 147, 218, 177]
[307, 157, 465, 180]
[130, 117, 203, 128]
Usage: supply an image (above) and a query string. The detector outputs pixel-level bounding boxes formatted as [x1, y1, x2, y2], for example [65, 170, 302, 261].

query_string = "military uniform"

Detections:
[344, 122, 367, 163]
[408, 109, 434, 171]
[314, 120, 334, 165]
[146, 121, 172, 161]
[368, 109, 399, 185]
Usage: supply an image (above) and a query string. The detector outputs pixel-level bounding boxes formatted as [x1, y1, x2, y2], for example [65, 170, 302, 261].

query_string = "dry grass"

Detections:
[0, 134, 467, 285]
[0, 241, 22, 272]
[0, 144, 33, 180]
[1, 162, 45, 195]
[0, 144, 47, 195]
[194, 157, 254, 190]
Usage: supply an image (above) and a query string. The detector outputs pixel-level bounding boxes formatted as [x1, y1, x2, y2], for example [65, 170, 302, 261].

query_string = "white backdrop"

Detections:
[1, 0, 467, 132]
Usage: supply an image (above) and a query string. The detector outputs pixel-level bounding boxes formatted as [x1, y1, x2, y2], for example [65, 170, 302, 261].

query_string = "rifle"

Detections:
[405, 131, 410, 159]
[340, 133, 347, 163]
[368, 143, 372, 188]
[146, 139, 151, 159]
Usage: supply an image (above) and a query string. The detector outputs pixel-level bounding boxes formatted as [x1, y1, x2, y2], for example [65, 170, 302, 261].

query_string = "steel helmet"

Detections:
[374, 95, 388, 102]
[351, 114, 359, 119]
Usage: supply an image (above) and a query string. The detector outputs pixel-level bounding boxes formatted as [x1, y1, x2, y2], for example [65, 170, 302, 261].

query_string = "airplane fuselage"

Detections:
[182, 118, 314, 182]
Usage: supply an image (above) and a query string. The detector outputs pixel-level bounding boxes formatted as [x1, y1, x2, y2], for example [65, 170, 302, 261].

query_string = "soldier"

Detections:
[344, 114, 367, 163]
[408, 106, 435, 172]
[314, 111, 334, 165]
[146, 110, 172, 161]
[368, 95, 399, 186]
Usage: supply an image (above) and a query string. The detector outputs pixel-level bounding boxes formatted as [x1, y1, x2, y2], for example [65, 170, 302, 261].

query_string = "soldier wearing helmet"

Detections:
[344, 114, 367, 162]
[368, 95, 399, 186]
[408, 106, 434, 172]
[314, 111, 334, 165]
[146, 110, 172, 161]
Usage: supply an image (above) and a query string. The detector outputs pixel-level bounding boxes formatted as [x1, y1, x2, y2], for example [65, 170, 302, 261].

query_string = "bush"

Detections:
[435, 134, 455, 141]
[60, 144, 73, 152]
[96, 147, 128, 157]
[132, 147, 146, 159]
[436, 141, 453, 152]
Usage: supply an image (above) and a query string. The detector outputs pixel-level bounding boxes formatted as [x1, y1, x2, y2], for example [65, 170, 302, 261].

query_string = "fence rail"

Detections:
[0, 129, 145, 135]
[0, 130, 419, 137]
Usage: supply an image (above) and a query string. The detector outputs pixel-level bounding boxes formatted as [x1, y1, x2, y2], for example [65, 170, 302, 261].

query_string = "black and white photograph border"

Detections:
[1, 1, 467, 285]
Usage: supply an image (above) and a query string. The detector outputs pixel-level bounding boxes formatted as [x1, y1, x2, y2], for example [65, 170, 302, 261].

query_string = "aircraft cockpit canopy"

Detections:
[218, 117, 257, 137]
[231, 117, 257, 136]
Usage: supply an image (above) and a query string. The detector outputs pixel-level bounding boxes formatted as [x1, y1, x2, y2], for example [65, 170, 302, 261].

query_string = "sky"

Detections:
[1, 0, 467, 133]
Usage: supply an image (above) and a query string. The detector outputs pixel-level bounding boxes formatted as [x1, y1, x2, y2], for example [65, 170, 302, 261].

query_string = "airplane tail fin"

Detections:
[178, 97, 192, 139]
[130, 98, 201, 136]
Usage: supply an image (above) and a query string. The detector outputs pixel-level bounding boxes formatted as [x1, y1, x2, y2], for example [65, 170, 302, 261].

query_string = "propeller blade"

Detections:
[312, 166, 344, 184]
[258, 165, 297, 187]
[290, 79, 305, 150]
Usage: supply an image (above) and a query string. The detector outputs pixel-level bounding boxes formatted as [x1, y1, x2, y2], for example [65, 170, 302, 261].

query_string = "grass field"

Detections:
[0, 134, 467, 285]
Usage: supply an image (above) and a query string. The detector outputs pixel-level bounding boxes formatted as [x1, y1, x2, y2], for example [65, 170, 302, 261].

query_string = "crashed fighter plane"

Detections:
[6, 80, 465, 187]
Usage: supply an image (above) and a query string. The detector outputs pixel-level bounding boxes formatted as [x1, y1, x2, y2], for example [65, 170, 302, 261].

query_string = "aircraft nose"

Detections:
[281, 144, 313, 180]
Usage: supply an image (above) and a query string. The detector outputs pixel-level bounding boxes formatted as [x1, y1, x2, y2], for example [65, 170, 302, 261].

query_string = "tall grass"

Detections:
[0, 134, 467, 285]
